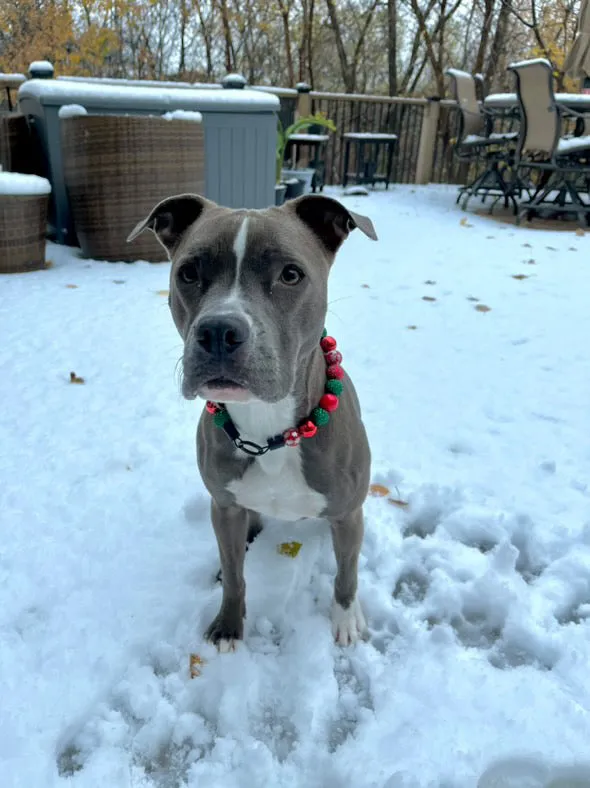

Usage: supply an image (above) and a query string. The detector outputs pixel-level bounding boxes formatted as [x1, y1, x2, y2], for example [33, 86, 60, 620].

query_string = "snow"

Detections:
[29, 59, 54, 72]
[1, 184, 590, 787]
[58, 104, 88, 119]
[57, 75, 222, 90]
[0, 171, 51, 195]
[557, 134, 590, 153]
[287, 133, 330, 142]
[18, 79, 280, 112]
[485, 92, 590, 109]
[343, 132, 398, 140]
[162, 110, 203, 123]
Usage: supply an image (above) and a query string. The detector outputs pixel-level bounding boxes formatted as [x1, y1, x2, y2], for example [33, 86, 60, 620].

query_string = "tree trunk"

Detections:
[387, 0, 397, 95]
[277, 0, 295, 86]
[324, 0, 353, 91]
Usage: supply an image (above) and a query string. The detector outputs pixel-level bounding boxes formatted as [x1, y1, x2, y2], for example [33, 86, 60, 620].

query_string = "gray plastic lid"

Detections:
[19, 79, 280, 113]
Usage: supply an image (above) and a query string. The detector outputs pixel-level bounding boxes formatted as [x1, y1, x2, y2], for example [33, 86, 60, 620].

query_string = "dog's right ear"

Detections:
[127, 194, 212, 255]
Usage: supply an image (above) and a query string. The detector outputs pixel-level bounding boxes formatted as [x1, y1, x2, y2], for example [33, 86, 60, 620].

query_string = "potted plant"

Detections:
[275, 113, 336, 204]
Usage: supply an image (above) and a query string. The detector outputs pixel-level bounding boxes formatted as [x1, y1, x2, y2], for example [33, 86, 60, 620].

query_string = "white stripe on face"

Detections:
[233, 215, 250, 278]
[211, 214, 253, 326]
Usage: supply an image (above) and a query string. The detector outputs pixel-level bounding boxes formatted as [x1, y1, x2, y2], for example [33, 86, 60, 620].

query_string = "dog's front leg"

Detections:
[330, 507, 368, 646]
[205, 499, 249, 652]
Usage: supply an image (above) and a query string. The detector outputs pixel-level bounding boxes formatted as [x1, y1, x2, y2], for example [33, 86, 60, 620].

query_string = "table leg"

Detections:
[343, 140, 351, 188]
[385, 142, 395, 189]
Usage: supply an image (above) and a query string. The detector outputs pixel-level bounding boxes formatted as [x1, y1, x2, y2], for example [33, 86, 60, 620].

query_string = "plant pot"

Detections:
[285, 178, 306, 200]
[275, 183, 287, 205]
[281, 167, 315, 194]
[0, 173, 51, 273]
[61, 114, 205, 262]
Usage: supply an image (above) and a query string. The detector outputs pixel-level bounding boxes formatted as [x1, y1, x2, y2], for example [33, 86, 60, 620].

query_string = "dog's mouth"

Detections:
[196, 376, 253, 403]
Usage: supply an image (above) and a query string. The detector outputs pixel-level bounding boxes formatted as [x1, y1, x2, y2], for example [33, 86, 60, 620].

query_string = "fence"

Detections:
[2, 65, 466, 186]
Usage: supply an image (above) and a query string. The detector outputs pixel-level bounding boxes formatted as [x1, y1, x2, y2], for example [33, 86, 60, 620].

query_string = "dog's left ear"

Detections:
[288, 194, 378, 254]
[127, 193, 214, 255]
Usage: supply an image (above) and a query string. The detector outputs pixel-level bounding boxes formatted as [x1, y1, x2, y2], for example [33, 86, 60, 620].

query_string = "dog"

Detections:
[129, 193, 377, 651]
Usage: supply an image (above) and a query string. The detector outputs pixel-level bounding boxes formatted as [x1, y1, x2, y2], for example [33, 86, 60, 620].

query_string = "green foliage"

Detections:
[276, 112, 336, 183]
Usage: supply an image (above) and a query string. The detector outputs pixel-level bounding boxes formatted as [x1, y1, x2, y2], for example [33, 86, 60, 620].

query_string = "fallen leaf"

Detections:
[525, 258, 536, 264]
[460, 217, 473, 228]
[569, 247, 577, 252]
[189, 654, 205, 678]
[369, 483, 390, 497]
[522, 243, 532, 248]
[475, 304, 491, 313]
[361, 284, 370, 289]
[467, 296, 479, 302]
[44, 260, 54, 269]
[407, 325, 418, 330]
[65, 284, 78, 289]
[546, 246, 557, 251]
[277, 541, 302, 558]
[422, 296, 437, 302]
[424, 280, 436, 285]
[575, 228, 585, 237]
[113, 279, 126, 284]
[389, 498, 409, 509]
[156, 289, 169, 297]
[69, 371, 85, 384]
[486, 236, 495, 240]
[511, 274, 529, 280]
[126, 465, 132, 471]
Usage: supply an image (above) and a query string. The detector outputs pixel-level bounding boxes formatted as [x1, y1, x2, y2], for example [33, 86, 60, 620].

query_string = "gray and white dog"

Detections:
[129, 193, 377, 651]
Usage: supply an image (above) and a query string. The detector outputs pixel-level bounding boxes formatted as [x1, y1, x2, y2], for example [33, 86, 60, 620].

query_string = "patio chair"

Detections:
[509, 59, 590, 225]
[446, 68, 519, 212]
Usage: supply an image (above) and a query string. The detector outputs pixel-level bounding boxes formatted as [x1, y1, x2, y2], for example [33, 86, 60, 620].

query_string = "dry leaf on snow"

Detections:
[460, 217, 473, 228]
[467, 296, 479, 302]
[69, 372, 85, 384]
[424, 280, 436, 285]
[407, 325, 418, 330]
[156, 289, 169, 297]
[65, 284, 78, 289]
[422, 296, 437, 302]
[575, 228, 585, 237]
[189, 654, 205, 678]
[369, 483, 390, 497]
[389, 498, 409, 509]
[511, 274, 529, 280]
[44, 260, 54, 269]
[277, 541, 302, 558]
[475, 304, 491, 313]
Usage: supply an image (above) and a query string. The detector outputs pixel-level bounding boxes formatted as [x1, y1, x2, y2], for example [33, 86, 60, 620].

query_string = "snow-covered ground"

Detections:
[1, 185, 590, 788]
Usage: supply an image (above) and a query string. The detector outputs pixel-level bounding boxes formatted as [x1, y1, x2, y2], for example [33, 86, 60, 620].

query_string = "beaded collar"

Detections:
[205, 329, 344, 457]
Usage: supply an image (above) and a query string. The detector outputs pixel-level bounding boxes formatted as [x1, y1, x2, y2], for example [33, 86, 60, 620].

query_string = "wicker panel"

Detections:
[0, 195, 48, 274]
[61, 115, 205, 262]
[0, 114, 33, 173]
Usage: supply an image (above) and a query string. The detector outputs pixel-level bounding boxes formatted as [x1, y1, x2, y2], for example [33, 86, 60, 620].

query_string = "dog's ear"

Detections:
[127, 194, 213, 255]
[288, 194, 378, 254]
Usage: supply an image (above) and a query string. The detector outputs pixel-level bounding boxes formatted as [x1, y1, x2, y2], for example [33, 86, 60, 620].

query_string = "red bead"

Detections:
[319, 393, 339, 412]
[327, 364, 344, 380]
[283, 428, 301, 447]
[299, 420, 318, 439]
[205, 401, 218, 414]
[320, 336, 337, 353]
[324, 349, 343, 366]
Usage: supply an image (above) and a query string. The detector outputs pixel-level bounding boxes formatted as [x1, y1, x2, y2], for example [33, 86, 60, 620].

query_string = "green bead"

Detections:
[312, 407, 330, 427]
[213, 409, 229, 427]
[322, 328, 328, 338]
[325, 379, 343, 396]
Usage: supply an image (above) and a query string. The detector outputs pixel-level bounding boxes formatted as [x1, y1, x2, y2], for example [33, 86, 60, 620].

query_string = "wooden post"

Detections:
[295, 82, 312, 119]
[415, 97, 441, 185]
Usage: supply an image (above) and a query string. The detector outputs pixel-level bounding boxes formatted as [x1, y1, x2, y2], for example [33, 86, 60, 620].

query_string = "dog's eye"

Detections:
[280, 264, 304, 286]
[178, 262, 200, 285]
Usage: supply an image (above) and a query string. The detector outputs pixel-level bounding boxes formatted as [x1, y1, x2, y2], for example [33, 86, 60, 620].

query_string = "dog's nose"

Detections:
[195, 315, 250, 357]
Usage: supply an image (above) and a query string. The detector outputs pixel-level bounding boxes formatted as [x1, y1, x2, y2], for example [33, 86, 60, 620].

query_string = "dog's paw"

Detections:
[331, 596, 368, 646]
[204, 612, 244, 653]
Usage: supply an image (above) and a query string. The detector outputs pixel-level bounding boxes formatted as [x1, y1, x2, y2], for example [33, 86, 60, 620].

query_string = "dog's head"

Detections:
[128, 194, 377, 403]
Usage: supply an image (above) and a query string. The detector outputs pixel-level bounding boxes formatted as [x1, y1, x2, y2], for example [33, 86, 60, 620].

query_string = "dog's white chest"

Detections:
[225, 398, 327, 521]
[228, 449, 326, 521]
